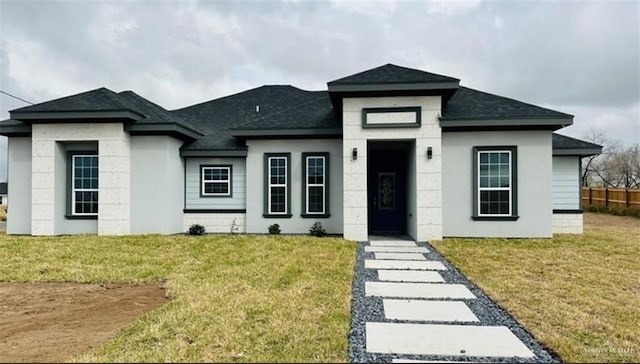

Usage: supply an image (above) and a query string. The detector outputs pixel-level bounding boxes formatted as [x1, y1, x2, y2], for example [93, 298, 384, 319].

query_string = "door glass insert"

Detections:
[378, 172, 395, 210]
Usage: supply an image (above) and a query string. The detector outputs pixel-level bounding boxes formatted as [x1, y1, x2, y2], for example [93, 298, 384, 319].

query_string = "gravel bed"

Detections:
[348, 240, 561, 363]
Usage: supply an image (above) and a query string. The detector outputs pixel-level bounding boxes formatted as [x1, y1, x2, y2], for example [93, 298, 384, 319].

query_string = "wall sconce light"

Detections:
[427, 147, 433, 159]
[352, 147, 358, 161]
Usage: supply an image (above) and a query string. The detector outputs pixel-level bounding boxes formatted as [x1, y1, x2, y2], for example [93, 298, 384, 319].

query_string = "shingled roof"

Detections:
[328, 63, 459, 85]
[10, 87, 144, 115]
[552, 133, 602, 156]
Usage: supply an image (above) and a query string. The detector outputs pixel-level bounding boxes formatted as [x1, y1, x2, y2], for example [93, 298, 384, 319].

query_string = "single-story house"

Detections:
[0, 182, 7, 206]
[0, 64, 602, 240]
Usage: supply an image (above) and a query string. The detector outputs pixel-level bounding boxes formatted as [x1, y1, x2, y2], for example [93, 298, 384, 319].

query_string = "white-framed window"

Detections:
[475, 147, 516, 217]
[267, 155, 288, 215]
[72, 154, 99, 215]
[303, 153, 329, 215]
[201, 165, 232, 197]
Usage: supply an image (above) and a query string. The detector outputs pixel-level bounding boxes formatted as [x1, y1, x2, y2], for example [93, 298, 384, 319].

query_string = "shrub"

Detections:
[268, 224, 281, 235]
[188, 224, 206, 236]
[309, 222, 327, 237]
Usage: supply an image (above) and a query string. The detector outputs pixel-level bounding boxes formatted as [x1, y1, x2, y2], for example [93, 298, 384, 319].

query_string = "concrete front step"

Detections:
[365, 259, 447, 271]
[377, 270, 444, 282]
[366, 322, 535, 358]
[366, 282, 476, 299]
[369, 241, 418, 247]
[383, 299, 479, 322]
[365, 246, 429, 253]
[374, 252, 427, 261]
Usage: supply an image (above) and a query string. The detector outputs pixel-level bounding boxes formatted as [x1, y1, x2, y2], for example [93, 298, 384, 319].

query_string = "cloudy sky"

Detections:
[1, 0, 638, 181]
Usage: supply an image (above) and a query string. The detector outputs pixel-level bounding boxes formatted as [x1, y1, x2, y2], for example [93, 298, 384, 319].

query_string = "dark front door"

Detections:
[368, 148, 407, 234]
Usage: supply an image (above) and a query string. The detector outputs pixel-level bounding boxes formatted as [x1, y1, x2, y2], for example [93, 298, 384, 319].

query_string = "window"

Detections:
[72, 154, 99, 216]
[201, 165, 232, 197]
[302, 153, 330, 217]
[264, 153, 291, 217]
[473, 146, 518, 220]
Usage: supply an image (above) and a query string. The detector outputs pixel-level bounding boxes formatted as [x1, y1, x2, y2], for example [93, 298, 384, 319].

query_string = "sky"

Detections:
[0, 0, 639, 181]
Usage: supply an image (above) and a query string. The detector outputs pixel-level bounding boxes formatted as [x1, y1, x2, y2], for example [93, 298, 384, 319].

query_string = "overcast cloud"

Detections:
[1, 0, 639, 181]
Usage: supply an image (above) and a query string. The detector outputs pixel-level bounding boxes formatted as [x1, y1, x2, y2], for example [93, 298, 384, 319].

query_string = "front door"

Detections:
[368, 149, 407, 234]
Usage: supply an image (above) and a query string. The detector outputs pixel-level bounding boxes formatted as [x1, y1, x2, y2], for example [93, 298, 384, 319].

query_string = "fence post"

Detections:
[626, 188, 630, 208]
[589, 187, 592, 205]
[605, 187, 609, 207]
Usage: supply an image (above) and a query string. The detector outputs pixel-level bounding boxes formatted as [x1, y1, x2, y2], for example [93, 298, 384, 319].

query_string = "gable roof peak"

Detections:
[328, 63, 460, 86]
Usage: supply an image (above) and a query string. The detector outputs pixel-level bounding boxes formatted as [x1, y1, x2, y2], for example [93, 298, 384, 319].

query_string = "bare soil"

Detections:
[0, 282, 168, 363]
[584, 212, 640, 231]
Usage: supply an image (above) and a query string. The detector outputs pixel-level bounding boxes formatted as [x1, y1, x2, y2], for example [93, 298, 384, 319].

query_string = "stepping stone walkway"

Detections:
[349, 239, 559, 363]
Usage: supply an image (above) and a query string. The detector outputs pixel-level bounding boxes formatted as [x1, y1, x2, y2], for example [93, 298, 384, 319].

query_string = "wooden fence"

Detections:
[582, 187, 640, 209]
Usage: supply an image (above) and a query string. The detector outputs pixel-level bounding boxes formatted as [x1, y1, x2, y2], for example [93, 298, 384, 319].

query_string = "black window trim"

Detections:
[301, 152, 331, 218]
[472, 145, 519, 221]
[263, 153, 292, 218]
[200, 164, 233, 198]
[66, 150, 99, 220]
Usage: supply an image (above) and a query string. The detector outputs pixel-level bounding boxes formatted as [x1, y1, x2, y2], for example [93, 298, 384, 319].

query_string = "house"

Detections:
[0, 182, 7, 206]
[0, 64, 602, 239]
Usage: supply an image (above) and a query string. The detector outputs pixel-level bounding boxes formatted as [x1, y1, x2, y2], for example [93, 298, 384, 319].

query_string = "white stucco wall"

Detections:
[31, 123, 131, 236]
[442, 130, 553, 238]
[7, 137, 32, 234]
[183, 213, 246, 233]
[342, 96, 442, 242]
[130, 136, 184, 234]
[552, 213, 583, 234]
[245, 139, 343, 234]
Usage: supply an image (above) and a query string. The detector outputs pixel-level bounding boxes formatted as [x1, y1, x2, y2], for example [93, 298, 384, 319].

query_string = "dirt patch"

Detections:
[0, 282, 168, 362]
[584, 212, 640, 231]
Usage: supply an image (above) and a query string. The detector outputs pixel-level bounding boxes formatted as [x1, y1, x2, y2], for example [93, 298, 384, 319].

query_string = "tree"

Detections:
[582, 129, 639, 188]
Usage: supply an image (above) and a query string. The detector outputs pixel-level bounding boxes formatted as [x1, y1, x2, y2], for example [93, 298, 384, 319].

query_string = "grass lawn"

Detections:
[0, 234, 356, 362]
[432, 213, 640, 363]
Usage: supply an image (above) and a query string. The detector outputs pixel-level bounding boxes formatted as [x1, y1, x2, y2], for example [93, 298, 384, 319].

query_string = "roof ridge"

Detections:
[458, 86, 573, 118]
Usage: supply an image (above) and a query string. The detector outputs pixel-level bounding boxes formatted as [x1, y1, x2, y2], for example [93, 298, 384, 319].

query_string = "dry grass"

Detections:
[0, 206, 6, 221]
[431, 213, 640, 363]
[0, 234, 356, 362]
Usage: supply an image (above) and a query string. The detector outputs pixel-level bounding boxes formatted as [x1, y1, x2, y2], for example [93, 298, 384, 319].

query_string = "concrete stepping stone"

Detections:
[366, 282, 475, 299]
[378, 270, 444, 282]
[392, 360, 456, 363]
[374, 252, 426, 261]
[369, 241, 418, 247]
[366, 322, 535, 358]
[383, 299, 479, 322]
[365, 260, 446, 271]
[365, 246, 429, 253]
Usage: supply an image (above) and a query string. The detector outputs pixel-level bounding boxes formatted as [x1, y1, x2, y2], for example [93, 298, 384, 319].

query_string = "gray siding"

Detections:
[442, 130, 553, 238]
[130, 136, 184, 234]
[552, 156, 581, 210]
[185, 157, 246, 210]
[246, 139, 343, 234]
[7, 137, 31, 234]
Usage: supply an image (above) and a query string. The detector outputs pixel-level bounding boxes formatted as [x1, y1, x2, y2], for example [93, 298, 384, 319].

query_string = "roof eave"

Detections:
[10, 110, 146, 122]
[125, 123, 204, 141]
[180, 148, 248, 157]
[328, 81, 459, 93]
[0, 122, 32, 136]
[440, 116, 573, 130]
[231, 128, 343, 138]
[553, 147, 603, 157]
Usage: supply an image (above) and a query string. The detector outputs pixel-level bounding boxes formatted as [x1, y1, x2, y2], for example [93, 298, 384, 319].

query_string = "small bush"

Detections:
[188, 224, 206, 236]
[268, 224, 281, 235]
[309, 222, 327, 237]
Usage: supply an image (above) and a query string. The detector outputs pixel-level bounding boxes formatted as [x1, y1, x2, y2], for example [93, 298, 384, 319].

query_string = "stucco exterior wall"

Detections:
[130, 136, 184, 234]
[245, 139, 343, 234]
[31, 123, 131, 236]
[7, 137, 32, 234]
[442, 130, 553, 238]
[552, 156, 581, 210]
[183, 212, 246, 233]
[342, 96, 442, 242]
[184, 157, 246, 210]
[552, 213, 583, 234]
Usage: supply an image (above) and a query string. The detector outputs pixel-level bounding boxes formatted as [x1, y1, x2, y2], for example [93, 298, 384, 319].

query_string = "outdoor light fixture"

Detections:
[352, 147, 358, 160]
[427, 147, 433, 159]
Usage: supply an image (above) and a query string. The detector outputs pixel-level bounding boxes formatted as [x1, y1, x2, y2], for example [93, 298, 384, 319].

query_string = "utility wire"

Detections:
[0, 89, 34, 105]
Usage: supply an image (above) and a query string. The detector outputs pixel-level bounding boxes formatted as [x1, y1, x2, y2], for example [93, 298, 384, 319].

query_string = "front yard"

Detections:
[0, 234, 356, 362]
[432, 213, 640, 363]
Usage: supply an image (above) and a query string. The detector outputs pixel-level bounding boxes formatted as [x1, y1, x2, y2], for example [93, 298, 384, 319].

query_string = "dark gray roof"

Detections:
[0, 183, 6, 195]
[173, 85, 339, 152]
[552, 133, 602, 156]
[10, 87, 144, 115]
[328, 63, 459, 85]
[442, 87, 573, 120]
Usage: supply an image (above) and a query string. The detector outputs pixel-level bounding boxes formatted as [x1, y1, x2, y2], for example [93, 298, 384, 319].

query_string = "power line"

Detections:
[0, 89, 34, 105]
